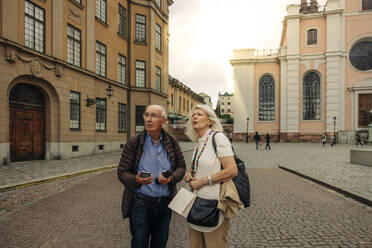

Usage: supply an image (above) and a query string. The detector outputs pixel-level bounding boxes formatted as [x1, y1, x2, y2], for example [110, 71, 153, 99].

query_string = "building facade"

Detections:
[0, 0, 173, 164]
[199, 92, 213, 109]
[231, 0, 372, 143]
[218, 92, 234, 117]
[168, 75, 204, 120]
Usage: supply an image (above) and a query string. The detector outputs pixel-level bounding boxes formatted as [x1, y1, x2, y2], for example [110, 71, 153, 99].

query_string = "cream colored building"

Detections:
[231, 0, 372, 143]
[199, 92, 213, 109]
[218, 92, 233, 118]
[167, 76, 205, 120]
[0, 0, 173, 164]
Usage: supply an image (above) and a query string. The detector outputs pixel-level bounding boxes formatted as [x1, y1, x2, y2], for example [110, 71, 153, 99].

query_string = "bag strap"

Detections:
[212, 131, 236, 157]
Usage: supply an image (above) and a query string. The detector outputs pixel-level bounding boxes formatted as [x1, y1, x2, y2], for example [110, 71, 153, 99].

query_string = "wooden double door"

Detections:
[9, 84, 45, 162]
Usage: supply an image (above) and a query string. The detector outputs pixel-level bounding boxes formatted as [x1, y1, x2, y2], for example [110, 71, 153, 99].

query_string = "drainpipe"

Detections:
[126, 0, 132, 140]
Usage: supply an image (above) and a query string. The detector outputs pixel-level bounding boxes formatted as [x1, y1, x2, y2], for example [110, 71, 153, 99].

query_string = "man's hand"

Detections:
[136, 172, 153, 185]
[157, 172, 173, 184]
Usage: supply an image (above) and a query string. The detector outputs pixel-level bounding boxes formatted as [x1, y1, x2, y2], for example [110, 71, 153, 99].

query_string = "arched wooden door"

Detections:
[9, 84, 45, 162]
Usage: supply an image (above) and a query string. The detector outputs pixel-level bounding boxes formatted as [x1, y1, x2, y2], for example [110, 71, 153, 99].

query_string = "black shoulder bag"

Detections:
[212, 132, 250, 208]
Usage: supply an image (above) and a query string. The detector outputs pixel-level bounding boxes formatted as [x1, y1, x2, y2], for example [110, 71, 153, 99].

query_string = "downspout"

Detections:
[126, 0, 132, 140]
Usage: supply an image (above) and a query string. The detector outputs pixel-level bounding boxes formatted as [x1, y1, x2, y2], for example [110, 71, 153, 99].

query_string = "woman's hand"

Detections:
[184, 171, 193, 183]
[189, 177, 208, 190]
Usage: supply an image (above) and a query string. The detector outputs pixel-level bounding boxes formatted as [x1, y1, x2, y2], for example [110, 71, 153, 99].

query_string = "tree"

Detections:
[215, 101, 221, 117]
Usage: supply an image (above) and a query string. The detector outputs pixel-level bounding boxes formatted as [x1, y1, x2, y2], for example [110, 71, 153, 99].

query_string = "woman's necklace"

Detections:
[191, 131, 212, 176]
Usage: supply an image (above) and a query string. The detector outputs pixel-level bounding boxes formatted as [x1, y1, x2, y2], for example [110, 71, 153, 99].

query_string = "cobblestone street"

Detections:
[0, 168, 371, 247]
[0, 142, 371, 247]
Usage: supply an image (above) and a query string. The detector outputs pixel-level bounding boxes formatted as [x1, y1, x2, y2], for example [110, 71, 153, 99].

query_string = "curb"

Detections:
[278, 165, 372, 207]
[0, 164, 118, 193]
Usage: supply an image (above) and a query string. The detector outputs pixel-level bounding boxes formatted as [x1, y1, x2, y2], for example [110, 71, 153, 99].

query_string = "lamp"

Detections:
[106, 85, 114, 99]
[86, 85, 114, 107]
[246, 117, 249, 143]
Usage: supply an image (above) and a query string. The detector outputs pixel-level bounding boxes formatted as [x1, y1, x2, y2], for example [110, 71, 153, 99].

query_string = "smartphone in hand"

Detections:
[140, 171, 151, 178]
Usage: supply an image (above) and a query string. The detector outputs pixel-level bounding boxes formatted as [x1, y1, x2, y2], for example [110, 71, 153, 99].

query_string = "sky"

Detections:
[168, 0, 327, 108]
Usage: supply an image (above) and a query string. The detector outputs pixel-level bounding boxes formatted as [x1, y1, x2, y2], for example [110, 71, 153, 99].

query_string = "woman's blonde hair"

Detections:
[185, 104, 223, 142]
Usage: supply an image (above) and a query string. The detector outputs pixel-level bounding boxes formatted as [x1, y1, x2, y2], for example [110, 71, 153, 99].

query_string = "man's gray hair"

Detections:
[147, 104, 167, 119]
[185, 104, 223, 142]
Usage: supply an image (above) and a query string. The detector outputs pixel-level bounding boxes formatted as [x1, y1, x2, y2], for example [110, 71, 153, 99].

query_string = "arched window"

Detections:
[303, 72, 321, 120]
[307, 29, 317, 45]
[259, 75, 275, 121]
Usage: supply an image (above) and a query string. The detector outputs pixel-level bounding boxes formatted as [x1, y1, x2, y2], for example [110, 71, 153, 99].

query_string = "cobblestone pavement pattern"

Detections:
[232, 142, 372, 200]
[0, 142, 371, 247]
[1, 142, 370, 200]
[0, 169, 371, 247]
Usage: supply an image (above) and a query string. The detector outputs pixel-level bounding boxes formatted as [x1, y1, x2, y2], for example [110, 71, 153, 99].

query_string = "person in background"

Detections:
[117, 105, 186, 248]
[356, 132, 363, 146]
[322, 133, 327, 147]
[184, 104, 238, 248]
[265, 133, 271, 150]
[253, 132, 261, 150]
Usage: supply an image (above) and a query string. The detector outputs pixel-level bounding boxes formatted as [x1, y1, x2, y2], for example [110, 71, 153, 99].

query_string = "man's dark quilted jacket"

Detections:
[117, 129, 186, 218]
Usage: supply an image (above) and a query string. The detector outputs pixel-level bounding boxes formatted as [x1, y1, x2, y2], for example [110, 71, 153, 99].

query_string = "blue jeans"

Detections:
[130, 196, 172, 248]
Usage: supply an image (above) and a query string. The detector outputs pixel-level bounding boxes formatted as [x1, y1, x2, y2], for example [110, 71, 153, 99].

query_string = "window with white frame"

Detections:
[362, 0, 372, 10]
[135, 14, 146, 42]
[118, 4, 127, 38]
[302, 72, 321, 120]
[118, 54, 126, 84]
[96, 41, 106, 77]
[136, 60, 146, 87]
[70, 91, 80, 130]
[96, 98, 106, 131]
[67, 24, 81, 67]
[96, 0, 106, 23]
[155, 0, 162, 8]
[259, 75, 275, 121]
[135, 105, 146, 132]
[307, 29, 317, 45]
[25, 0, 45, 53]
[155, 24, 162, 51]
[156, 66, 161, 92]
[118, 103, 126, 132]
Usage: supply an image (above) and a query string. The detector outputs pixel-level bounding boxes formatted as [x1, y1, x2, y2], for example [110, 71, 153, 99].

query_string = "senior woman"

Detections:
[184, 104, 238, 248]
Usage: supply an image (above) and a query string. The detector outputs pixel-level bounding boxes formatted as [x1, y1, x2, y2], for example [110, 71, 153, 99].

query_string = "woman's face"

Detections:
[191, 108, 212, 133]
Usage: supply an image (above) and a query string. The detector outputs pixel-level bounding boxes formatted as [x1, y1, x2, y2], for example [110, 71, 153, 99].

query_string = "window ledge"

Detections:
[95, 17, 109, 28]
[69, 0, 84, 10]
[70, 128, 81, 131]
[117, 33, 127, 41]
[134, 40, 148, 46]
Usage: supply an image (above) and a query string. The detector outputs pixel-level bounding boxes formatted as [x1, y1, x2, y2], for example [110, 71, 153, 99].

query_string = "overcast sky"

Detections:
[168, 0, 327, 107]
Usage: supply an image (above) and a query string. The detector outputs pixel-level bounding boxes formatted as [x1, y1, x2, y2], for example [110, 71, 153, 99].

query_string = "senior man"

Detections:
[118, 104, 186, 248]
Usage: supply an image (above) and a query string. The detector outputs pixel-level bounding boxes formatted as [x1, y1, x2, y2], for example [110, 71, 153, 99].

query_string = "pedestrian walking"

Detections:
[253, 132, 261, 150]
[265, 133, 271, 150]
[229, 132, 233, 143]
[355, 132, 363, 146]
[184, 104, 238, 248]
[322, 133, 327, 147]
[117, 105, 186, 248]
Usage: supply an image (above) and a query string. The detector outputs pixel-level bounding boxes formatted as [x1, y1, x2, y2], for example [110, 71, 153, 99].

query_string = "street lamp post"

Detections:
[246, 117, 249, 143]
[333, 116, 337, 146]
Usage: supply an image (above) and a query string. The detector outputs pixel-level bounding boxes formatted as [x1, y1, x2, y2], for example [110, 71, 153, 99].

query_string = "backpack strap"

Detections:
[212, 131, 236, 157]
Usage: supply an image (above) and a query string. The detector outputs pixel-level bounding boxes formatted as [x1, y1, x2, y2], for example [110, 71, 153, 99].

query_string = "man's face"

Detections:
[143, 106, 166, 133]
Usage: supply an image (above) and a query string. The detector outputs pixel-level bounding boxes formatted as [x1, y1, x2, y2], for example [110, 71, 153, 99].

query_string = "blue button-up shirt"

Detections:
[136, 133, 172, 197]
